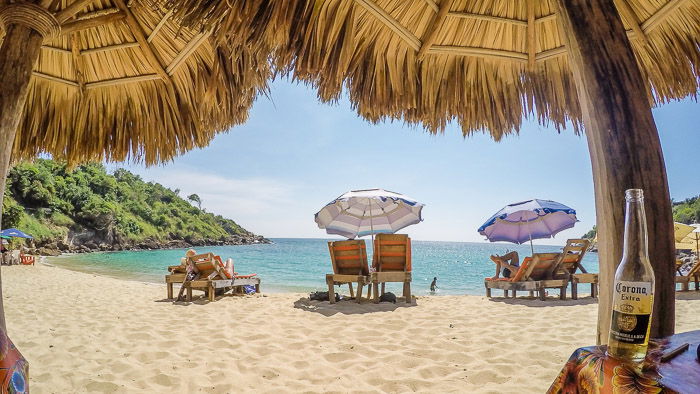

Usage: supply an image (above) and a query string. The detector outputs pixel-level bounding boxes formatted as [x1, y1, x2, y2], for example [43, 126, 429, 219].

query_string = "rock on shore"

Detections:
[24, 233, 271, 256]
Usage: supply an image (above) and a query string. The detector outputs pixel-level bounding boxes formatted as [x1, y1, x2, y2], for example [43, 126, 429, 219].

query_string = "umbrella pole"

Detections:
[554, 0, 675, 342]
[369, 198, 375, 260]
[526, 219, 534, 256]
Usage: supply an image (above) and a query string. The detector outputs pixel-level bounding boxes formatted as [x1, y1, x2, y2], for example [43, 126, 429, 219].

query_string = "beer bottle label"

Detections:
[610, 281, 653, 345]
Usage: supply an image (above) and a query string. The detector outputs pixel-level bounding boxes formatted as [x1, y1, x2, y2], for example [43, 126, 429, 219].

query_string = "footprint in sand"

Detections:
[85, 381, 121, 392]
[323, 352, 358, 363]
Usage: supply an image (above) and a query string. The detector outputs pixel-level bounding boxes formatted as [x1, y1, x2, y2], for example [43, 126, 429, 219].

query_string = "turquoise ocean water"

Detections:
[49, 238, 599, 295]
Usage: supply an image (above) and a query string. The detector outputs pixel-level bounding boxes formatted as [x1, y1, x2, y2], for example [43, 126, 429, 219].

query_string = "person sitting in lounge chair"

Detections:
[490, 251, 521, 279]
[224, 258, 235, 278]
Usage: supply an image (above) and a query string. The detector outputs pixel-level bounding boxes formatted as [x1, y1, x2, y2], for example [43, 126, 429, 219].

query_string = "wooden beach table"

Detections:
[548, 330, 700, 393]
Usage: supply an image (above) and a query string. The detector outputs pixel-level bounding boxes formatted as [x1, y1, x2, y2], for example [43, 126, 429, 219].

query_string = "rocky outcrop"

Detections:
[25, 230, 271, 256]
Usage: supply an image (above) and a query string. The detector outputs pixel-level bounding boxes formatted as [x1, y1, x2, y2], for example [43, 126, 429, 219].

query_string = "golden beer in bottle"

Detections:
[607, 189, 655, 363]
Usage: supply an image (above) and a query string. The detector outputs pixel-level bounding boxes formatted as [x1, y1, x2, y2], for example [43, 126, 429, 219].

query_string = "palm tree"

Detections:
[187, 193, 202, 210]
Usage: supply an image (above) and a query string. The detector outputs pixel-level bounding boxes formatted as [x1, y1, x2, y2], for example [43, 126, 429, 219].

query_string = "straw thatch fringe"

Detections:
[287, 0, 699, 137]
[155, 0, 311, 68]
[4, 0, 273, 165]
[166, 0, 699, 139]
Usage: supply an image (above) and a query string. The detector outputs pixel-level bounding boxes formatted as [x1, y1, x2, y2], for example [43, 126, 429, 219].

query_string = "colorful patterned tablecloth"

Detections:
[548, 330, 700, 393]
[0, 328, 27, 393]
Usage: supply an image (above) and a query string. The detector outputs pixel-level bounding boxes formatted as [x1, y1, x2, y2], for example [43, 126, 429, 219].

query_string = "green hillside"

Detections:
[673, 195, 700, 224]
[2, 159, 266, 253]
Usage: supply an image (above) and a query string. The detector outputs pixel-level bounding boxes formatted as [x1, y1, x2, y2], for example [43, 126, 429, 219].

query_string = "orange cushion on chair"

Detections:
[234, 274, 257, 279]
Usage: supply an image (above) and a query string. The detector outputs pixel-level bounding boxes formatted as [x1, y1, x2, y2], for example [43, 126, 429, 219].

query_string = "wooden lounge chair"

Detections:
[326, 240, 370, 304]
[370, 234, 412, 304]
[485, 253, 562, 300]
[546, 239, 593, 299]
[675, 260, 700, 291]
[168, 253, 260, 301]
[165, 258, 188, 299]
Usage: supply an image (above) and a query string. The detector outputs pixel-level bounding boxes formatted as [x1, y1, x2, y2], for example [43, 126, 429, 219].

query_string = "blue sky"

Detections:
[114, 80, 699, 244]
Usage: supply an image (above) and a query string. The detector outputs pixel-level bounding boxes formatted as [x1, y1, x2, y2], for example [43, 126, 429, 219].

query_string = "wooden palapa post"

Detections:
[0, 0, 56, 331]
[554, 0, 676, 343]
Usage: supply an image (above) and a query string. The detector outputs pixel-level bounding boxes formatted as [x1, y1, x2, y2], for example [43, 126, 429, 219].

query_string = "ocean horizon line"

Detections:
[266, 237, 578, 248]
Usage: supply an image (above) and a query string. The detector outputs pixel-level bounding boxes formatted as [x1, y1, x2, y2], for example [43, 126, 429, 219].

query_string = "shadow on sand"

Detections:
[488, 289, 700, 307]
[155, 293, 254, 306]
[675, 291, 700, 301]
[293, 296, 417, 316]
[487, 296, 599, 308]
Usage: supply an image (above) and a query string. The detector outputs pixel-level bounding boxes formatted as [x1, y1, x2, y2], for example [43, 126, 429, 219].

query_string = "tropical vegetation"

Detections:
[1, 159, 260, 250]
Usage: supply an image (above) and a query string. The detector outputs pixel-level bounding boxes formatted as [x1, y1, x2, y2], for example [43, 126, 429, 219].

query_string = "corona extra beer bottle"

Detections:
[607, 189, 655, 363]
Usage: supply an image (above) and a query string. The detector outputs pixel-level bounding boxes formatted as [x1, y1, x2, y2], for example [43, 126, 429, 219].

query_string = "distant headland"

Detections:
[2, 159, 269, 256]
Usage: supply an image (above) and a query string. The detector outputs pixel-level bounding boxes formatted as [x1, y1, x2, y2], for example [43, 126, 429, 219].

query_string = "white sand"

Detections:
[3, 264, 700, 393]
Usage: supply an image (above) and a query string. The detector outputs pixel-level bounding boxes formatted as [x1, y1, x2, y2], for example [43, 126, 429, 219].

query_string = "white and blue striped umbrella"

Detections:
[315, 189, 424, 239]
[478, 199, 577, 251]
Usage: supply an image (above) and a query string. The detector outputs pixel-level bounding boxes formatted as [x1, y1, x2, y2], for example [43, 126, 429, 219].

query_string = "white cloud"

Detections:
[122, 166, 305, 236]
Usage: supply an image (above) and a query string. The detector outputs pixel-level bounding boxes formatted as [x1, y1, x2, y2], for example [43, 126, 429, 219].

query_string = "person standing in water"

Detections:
[430, 277, 438, 292]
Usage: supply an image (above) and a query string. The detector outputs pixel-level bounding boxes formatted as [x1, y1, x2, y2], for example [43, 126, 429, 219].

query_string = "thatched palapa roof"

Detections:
[0, 0, 288, 165]
[169, 0, 699, 139]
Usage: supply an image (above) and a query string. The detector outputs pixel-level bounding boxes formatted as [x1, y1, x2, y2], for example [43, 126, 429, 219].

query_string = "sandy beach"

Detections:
[3, 264, 700, 393]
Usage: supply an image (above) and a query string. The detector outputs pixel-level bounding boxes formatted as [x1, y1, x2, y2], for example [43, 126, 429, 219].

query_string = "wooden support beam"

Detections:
[112, 0, 170, 82]
[554, 0, 675, 344]
[448, 11, 527, 27]
[81, 42, 139, 55]
[353, 0, 421, 51]
[615, 0, 649, 46]
[429, 45, 527, 62]
[147, 10, 172, 42]
[536, 13, 557, 24]
[60, 11, 126, 35]
[32, 71, 80, 87]
[70, 33, 85, 91]
[0, 24, 45, 332]
[85, 74, 160, 89]
[526, 0, 536, 70]
[55, 0, 95, 23]
[535, 46, 566, 62]
[417, 0, 452, 59]
[165, 31, 211, 75]
[642, 0, 689, 33]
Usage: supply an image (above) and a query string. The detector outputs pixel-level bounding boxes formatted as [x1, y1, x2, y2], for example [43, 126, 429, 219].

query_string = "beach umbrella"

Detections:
[676, 225, 700, 254]
[673, 222, 695, 243]
[478, 199, 577, 255]
[0, 229, 32, 239]
[0, 0, 294, 167]
[315, 188, 424, 239]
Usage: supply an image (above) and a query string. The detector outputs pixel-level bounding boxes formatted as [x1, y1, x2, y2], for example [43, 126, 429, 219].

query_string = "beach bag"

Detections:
[309, 291, 340, 302]
[379, 292, 397, 304]
[243, 285, 256, 295]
